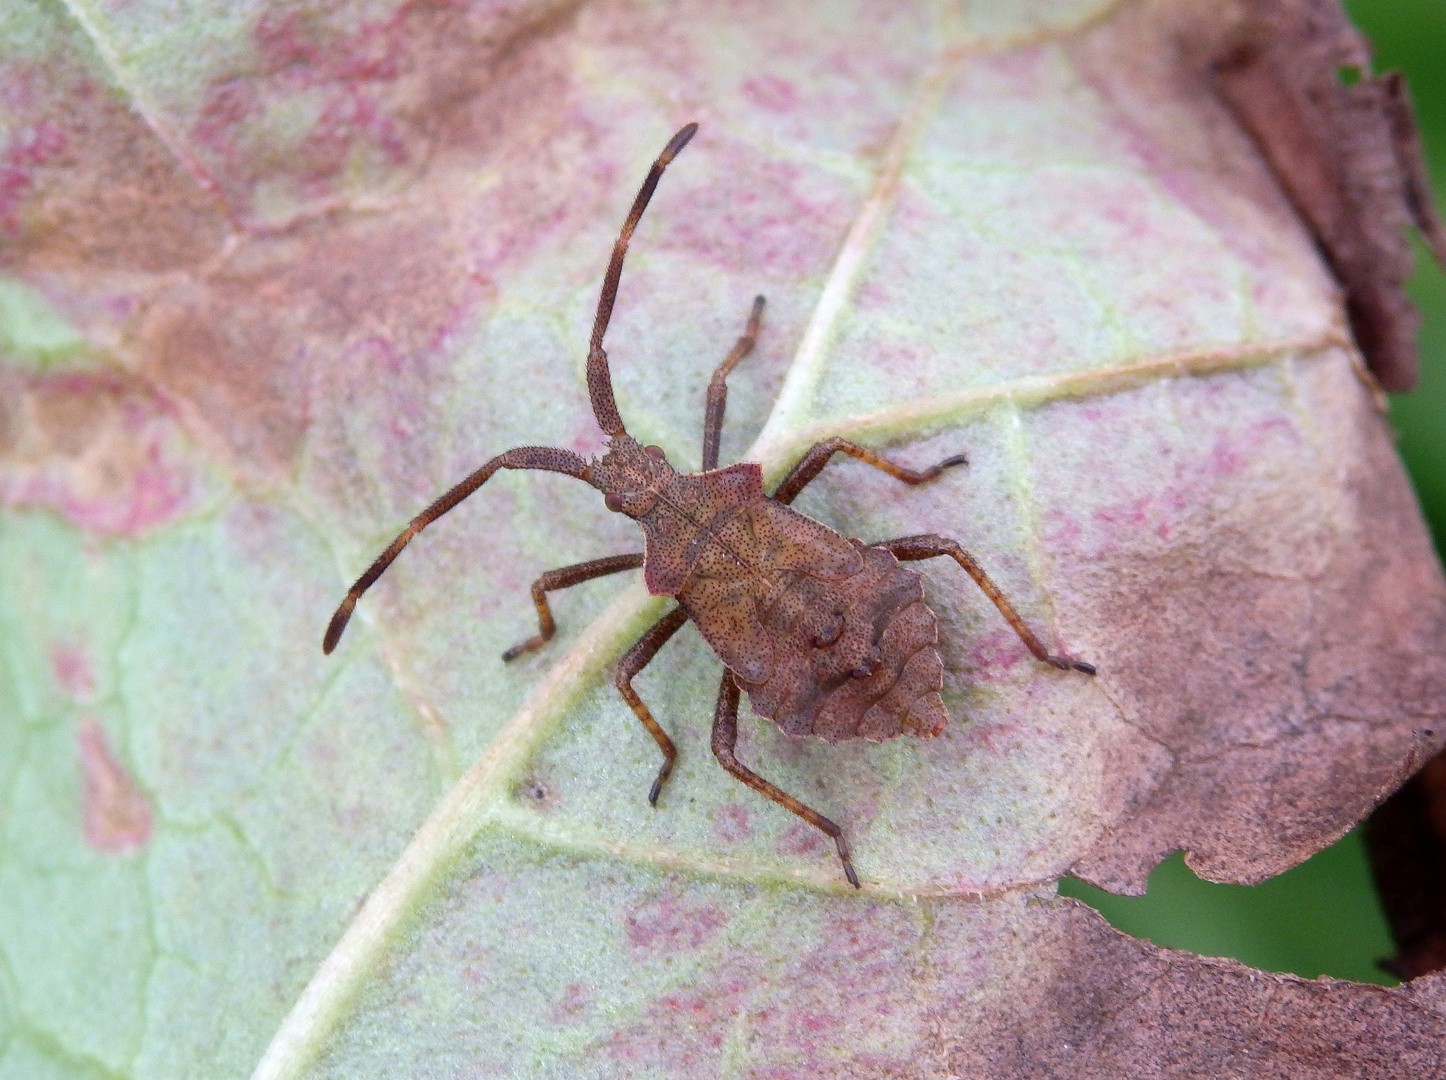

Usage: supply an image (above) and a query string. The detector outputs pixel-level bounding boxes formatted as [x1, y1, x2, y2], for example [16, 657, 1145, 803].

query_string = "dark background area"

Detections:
[1059, 0, 1446, 988]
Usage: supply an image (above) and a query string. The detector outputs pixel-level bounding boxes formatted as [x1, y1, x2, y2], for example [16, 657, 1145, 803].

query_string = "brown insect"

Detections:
[323, 122, 1095, 887]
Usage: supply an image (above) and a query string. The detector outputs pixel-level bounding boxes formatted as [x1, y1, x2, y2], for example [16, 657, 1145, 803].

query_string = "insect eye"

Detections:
[644, 444, 666, 461]
[605, 493, 625, 513]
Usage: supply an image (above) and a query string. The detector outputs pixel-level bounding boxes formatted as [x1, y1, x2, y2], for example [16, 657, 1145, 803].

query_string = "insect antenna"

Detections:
[323, 447, 591, 653]
[586, 121, 699, 437]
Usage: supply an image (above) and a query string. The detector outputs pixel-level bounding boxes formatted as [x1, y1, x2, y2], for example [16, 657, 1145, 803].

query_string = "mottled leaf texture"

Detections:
[2, 0, 1446, 1078]
[1212, 0, 1446, 391]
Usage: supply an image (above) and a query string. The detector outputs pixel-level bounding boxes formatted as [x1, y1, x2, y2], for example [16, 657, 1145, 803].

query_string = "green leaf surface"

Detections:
[3, 0, 1446, 1076]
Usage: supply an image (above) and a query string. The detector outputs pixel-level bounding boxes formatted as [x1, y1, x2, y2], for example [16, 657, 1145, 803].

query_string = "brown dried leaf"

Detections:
[1211, 0, 1446, 390]
[957, 899, 1446, 1077]
[1367, 751, 1446, 980]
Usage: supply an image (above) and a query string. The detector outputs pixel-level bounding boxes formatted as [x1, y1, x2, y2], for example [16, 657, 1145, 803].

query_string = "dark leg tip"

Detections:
[1045, 655, 1097, 675]
[503, 635, 548, 663]
[831, 834, 859, 888]
[323, 599, 356, 655]
[938, 453, 969, 469]
[648, 758, 675, 807]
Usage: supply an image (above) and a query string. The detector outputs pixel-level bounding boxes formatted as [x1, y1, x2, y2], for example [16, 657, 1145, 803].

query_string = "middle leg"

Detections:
[772, 437, 968, 505]
[502, 553, 645, 661]
[710, 669, 860, 888]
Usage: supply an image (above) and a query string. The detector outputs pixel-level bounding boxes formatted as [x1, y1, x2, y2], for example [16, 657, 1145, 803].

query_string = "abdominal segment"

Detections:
[737, 541, 948, 743]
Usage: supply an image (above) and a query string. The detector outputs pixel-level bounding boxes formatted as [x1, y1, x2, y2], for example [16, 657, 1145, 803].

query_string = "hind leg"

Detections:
[710, 670, 859, 888]
[879, 534, 1095, 674]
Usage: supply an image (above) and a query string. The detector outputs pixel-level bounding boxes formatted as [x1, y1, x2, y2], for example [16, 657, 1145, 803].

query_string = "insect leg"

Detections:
[879, 534, 1096, 674]
[323, 446, 592, 654]
[615, 605, 691, 805]
[502, 553, 645, 661]
[772, 437, 968, 505]
[587, 122, 700, 438]
[701, 295, 765, 470]
[710, 670, 860, 888]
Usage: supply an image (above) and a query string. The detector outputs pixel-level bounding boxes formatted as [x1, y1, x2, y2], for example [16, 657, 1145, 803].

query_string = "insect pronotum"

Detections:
[323, 122, 1096, 887]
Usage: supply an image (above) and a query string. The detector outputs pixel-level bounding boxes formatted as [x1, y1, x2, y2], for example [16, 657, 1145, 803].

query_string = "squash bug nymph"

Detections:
[324, 122, 1096, 887]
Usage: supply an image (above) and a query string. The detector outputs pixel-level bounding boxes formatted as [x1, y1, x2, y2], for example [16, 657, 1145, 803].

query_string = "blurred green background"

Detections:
[1060, 0, 1446, 988]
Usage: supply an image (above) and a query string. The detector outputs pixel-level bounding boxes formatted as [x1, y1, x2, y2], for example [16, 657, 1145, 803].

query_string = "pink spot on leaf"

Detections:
[624, 896, 730, 952]
[777, 821, 827, 859]
[712, 801, 752, 843]
[967, 628, 1032, 680]
[49, 641, 95, 698]
[547, 981, 593, 1026]
[0, 118, 66, 232]
[741, 74, 799, 112]
[78, 719, 151, 854]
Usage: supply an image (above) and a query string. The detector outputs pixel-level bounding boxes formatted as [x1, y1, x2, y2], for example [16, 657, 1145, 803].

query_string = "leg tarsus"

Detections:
[710, 671, 860, 888]
[701, 295, 765, 471]
[616, 606, 690, 804]
[773, 437, 968, 506]
[835, 836, 860, 889]
[880, 533, 1096, 675]
[501, 552, 644, 661]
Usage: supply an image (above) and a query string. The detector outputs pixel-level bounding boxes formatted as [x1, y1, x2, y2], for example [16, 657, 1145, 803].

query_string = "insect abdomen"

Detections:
[740, 541, 948, 744]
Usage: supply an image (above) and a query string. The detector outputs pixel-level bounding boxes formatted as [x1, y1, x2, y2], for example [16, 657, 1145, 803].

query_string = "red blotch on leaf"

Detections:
[712, 801, 753, 843]
[966, 628, 1034, 681]
[624, 896, 730, 952]
[741, 74, 800, 113]
[0, 370, 193, 537]
[49, 641, 94, 698]
[777, 821, 828, 859]
[0, 117, 66, 233]
[547, 981, 593, 1026]
[77, 718, 151, 854]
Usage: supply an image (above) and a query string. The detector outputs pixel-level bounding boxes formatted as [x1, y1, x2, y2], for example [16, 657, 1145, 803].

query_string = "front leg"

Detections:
[710, 670, 859, 888]
[502, 553, 644, 660]
[772, 437, 968, 505]
[879, 534, 1095, 674]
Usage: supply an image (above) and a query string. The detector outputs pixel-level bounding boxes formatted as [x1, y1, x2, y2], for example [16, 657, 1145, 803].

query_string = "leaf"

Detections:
[1366, 753, 1446, 980]
[1211, 0, 1446, 391]
[2, 0, 1446, 1077]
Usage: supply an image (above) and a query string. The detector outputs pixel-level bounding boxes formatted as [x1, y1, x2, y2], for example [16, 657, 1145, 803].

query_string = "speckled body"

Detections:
[593, 441, 948, 744]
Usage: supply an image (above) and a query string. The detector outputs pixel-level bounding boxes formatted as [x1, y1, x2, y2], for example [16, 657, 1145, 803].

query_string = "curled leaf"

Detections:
[1211, 0, 1446, 390]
